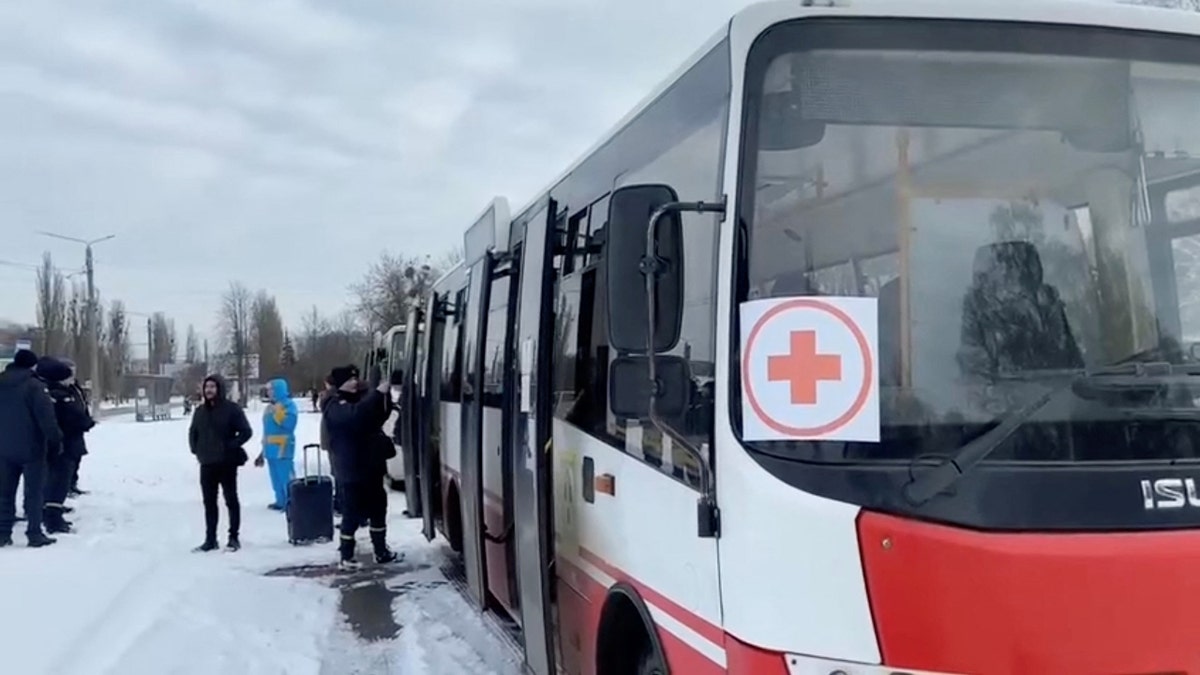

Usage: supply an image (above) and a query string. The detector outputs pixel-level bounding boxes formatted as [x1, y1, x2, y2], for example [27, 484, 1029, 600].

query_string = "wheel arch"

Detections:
[444, 477, 463, 552]
[595, 582, 669, 675]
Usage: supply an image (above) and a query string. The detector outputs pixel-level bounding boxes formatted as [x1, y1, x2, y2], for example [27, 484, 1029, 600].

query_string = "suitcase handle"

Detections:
[302, 443, 322, 479]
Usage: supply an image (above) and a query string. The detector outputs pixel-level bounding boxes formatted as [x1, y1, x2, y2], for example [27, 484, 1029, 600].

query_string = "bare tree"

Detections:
[251, 291, 285, 379]
[185, 325, 200, 364]
[106, 300, 130, 401]
[35, 252, 67, 356]
[149, 313, 174, 369]
[167, 318, 177, 364]
[218, 282, 253, 406]
[349, 247, 464, 334]
[434, 245, 465, 272]
[65, 280, 89, 363]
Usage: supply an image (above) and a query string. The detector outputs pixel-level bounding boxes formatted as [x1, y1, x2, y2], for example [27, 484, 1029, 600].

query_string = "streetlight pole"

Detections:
[38, 232, 115, 416]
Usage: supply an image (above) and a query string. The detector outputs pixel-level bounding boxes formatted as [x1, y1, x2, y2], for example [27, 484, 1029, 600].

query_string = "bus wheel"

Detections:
[597, 586, 667, 675]
[634, 647, 666, 675]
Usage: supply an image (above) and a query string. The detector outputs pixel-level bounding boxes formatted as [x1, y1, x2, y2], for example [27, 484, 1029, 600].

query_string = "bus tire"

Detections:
[596, 584, 667, 675]
[388, 477, 405, 492]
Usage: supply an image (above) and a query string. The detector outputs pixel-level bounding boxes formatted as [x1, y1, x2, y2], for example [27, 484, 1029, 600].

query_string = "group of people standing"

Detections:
[0, 349, 95, 548]
[187, 365, 399, 569]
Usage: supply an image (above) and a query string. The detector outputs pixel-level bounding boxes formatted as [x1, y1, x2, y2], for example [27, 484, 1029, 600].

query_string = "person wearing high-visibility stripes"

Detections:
[322, 364, 398, 570]
[256, 378, 297, 512]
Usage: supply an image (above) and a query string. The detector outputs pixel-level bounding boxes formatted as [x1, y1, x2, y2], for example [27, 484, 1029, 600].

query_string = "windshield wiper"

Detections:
[902, 361, 1200, 505]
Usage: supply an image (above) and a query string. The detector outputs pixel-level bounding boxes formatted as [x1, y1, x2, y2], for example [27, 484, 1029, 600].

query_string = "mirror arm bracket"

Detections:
[644, 197, 727, 539]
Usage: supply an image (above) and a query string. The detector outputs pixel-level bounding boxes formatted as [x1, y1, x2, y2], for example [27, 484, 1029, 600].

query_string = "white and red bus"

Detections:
[400, 1, 1200, 673]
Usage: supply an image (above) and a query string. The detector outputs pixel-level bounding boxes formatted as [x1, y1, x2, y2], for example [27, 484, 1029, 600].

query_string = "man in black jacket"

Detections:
[38, 357, 94, 534]
[188, 375, 252, 552]
[61, 358, 91, 497]
[0, 349, 61, 548]
[323, 365, 398, 569]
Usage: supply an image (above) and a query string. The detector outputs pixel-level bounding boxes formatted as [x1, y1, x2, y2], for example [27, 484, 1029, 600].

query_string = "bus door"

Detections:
[461, 256, 495, 610]
[509, 202, 558, 674]
[420, 293, 447, 541]
[401, 305, 424, 519]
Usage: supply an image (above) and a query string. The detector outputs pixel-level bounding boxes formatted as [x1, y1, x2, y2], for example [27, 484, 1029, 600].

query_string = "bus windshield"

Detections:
[741, 20, 1200, 465]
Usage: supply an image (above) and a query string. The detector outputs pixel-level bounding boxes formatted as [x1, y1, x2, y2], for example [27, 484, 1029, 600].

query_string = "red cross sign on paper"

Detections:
[767, 330, 843, 405]
[740, 296, 879, 443]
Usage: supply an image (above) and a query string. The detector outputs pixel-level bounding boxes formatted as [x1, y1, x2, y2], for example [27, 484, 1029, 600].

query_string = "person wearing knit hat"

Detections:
[10, 349, 37, 370]
[328, 365, 360, 390]
[51, 357, 92, 497]
[322, 363, 398, 569]
[0, 348, 62, 547]
[38, 357, 94, 534]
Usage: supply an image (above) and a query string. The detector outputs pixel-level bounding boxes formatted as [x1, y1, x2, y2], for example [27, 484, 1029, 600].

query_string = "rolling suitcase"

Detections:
[288, 444, 334, 545]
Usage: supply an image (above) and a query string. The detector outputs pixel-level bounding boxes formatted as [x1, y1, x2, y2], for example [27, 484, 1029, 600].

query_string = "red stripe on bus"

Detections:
[577, 547, 726, 649]
[557, 556, 724, 675]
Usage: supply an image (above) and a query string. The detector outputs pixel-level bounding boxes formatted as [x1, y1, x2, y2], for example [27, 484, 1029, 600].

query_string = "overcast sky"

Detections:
[0, 0, 754, 352]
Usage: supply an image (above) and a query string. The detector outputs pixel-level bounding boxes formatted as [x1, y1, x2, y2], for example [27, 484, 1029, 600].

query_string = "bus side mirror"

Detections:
[604, 184, 684, 355]
[390, 369, 404, 386]
[608, 355, 690, 420]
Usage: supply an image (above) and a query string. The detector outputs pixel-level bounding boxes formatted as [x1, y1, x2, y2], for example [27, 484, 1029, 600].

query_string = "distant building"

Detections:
[0, 320, 37, 369]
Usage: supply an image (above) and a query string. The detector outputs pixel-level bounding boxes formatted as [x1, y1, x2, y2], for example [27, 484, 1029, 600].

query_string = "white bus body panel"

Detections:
[711, 0, 1200, 663]
[552, 420, 726, 668]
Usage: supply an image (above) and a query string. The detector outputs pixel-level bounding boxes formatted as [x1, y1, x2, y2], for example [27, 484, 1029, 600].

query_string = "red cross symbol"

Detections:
[767, 330, 843, 405]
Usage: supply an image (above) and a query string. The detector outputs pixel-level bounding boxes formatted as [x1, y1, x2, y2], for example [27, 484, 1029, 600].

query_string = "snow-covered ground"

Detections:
[0, 400, 520, 675]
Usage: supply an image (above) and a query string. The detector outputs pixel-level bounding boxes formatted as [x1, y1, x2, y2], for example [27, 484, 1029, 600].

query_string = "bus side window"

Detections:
[441, 290, 465, 402]
[607, 108, 727, 485]
[553, 264, 607, 436]
[551, 37, 728, 488]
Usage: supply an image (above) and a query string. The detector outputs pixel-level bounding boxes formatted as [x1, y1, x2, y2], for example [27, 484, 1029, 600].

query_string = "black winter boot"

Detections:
[45, 508, 73, 534]
[194, 540, 219, 553]
[370, 528, 399, 564]
[226, 536, 240, 552]
[338, 534, 361, 570]
[27, 531, 57, 548]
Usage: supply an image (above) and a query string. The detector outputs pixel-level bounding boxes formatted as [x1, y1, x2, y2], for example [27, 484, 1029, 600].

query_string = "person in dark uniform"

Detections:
[0, 349, 61, 548]
[38, 357, 94, 534]
[61, 358, 90, 498]
[317, 375, 345, 517]
[188, 375, 253, 552]
[322, 364, 398, 569]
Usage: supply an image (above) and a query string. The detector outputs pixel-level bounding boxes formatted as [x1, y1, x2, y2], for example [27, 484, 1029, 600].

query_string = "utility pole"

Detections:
[147, 317, 154, 375]
[38, 232, 115, 416]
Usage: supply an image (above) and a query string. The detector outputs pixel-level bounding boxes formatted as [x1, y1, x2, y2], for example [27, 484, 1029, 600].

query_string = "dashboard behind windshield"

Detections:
[739, 19, 1200, 467]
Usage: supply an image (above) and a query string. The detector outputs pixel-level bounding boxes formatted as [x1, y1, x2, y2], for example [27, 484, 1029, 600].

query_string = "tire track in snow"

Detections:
[45, 560, 199, 675]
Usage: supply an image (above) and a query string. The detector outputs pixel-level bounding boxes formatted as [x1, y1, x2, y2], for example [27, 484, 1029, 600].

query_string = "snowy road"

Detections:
[0, 402, 521, 675]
